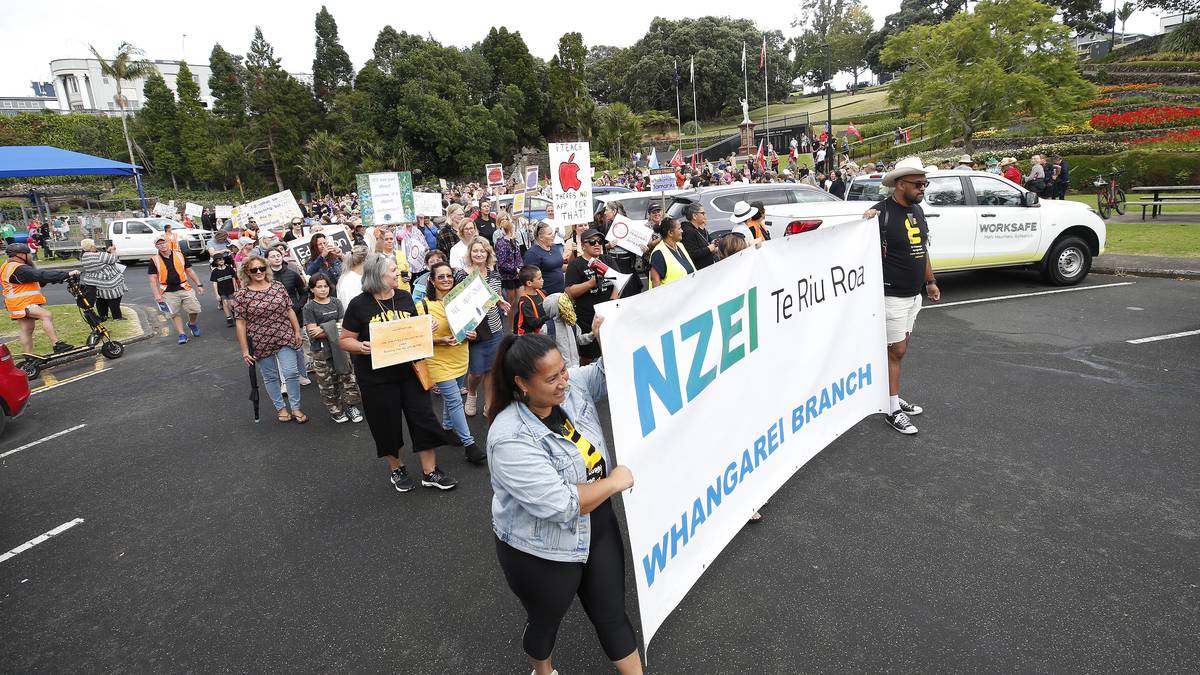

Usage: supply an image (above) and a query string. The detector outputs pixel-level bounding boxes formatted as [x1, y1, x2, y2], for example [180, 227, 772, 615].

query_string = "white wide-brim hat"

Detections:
[729, 200, 762, 224]
[881, 156, 929, 187]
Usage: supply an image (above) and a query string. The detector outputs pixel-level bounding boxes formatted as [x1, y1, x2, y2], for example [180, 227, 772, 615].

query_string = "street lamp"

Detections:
[821, 42, 833, 142]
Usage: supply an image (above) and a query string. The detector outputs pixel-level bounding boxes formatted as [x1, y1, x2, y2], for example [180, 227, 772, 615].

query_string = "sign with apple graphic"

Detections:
[549, 142, 593, 226]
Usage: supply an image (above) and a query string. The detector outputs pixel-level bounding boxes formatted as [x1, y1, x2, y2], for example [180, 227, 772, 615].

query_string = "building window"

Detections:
[103, 76, 110, 84]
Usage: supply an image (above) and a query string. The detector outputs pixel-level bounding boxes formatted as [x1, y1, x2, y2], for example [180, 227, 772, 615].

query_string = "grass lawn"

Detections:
[659, 87, 895, 141]
[1066, 192, 1200, 214]
[0, 303, 140, 355]
[1104, 221, 1200, 257]
[0, 255, 80, 268]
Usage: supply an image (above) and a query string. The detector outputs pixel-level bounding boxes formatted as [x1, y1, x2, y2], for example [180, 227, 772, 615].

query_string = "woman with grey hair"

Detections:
[78, 238, 128, 321]
[338, 253, 459, 492]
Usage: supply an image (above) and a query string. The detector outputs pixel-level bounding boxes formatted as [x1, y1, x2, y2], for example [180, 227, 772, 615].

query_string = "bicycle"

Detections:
[1093, 171, 1126, 219]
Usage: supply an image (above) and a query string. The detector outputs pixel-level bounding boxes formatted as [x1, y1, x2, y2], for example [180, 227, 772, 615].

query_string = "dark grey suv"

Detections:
[664, 183, 841, 234]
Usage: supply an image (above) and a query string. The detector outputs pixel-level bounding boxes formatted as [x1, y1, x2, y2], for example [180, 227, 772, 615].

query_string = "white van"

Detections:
[106, 218, 212, 262]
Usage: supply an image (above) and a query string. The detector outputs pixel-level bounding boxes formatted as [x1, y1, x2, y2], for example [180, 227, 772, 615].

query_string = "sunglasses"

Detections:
[583, 238, 604, 245]
[433, 274, 455, 280]
[247, 267, 267, 273]
[901, 180, 930, 188]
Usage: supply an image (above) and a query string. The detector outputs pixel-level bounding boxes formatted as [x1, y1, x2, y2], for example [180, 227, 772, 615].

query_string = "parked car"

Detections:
[490, 194, 552, 222]
[767, 169, 1107, 285]
[0, 343, 31, 437]
[595, 190, 689, 224]
[665, 183, 843, 234]
[108, 218, 212, 262]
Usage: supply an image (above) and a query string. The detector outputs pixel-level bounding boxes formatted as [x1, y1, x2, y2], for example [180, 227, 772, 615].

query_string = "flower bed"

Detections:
[1090, 106, 1200, 131]
[1097, 83, 1163, 93]
[1130, 127, 1200, 150]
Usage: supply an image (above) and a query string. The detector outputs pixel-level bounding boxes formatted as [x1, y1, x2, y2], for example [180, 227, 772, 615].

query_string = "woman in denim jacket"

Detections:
[486, 328, 643, 675]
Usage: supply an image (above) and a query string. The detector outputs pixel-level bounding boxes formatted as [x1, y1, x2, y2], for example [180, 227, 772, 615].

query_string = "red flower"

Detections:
[1090, 106, 1200, 131]
[1131, 127, 1200, 145]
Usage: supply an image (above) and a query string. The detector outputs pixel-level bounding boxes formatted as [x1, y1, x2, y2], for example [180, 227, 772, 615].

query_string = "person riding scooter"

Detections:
[0, 243, 78, 355]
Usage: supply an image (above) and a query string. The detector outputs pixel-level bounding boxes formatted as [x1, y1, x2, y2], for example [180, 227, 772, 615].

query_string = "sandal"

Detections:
[292, 410, 309, 424]
[276, 409, 293, 422]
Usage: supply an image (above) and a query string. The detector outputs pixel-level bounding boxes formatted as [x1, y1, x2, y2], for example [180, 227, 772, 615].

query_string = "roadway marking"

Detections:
[1127, 329, 1200, 344]
[30, 368, 110, 395]
[926, 282, 1136, 309]
[0, 518, 85, 564]
[0, 423, 87, 459]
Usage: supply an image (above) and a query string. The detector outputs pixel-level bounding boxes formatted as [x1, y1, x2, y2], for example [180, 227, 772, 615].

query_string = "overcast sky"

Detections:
[1, 0, 1171, 96]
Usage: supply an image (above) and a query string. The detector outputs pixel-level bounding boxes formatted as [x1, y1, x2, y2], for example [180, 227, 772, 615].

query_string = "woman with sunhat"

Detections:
[728, 200, 771, 244]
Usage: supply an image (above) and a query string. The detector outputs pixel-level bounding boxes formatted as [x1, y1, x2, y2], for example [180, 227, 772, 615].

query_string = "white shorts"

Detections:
[884, 294, 922, 344]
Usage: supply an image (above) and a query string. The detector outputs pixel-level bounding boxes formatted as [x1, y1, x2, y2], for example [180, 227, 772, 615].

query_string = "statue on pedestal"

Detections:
[740, 98, 751, 124]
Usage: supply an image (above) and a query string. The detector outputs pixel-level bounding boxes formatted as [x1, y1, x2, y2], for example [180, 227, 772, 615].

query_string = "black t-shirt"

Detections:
[873, 198, 930, 297]
[474, 214, 497, 244]
[537, 405, 607, 483]
[564, 256, 613, 337]
[148, 252, 191, 292]
[341, 290, 420, 386]
[209, 265, 236, 296]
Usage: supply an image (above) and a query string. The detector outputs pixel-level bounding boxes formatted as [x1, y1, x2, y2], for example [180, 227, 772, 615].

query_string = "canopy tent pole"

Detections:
[135, 172, 148, 217]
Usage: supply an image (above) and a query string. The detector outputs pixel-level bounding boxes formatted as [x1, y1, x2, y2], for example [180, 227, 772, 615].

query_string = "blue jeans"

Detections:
[435, 379, 474, 446]
[260, 346, 302, 411]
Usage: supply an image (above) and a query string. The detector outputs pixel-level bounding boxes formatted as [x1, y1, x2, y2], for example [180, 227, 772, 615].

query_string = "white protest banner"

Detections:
[358, 172, 414, 226]
[413, 192, 443, 217]
[485, 163, 504, 187]
[152, 201, 175, 218]
[288, 225, 351, 270]
[235, 189, 303, 232]
[442, 270, 500, 342]
[606, 215, 654, 256]
[596, 219, 889, 648]
[215, 205, 233, 219]
[185, 202, 203, 218]
[549, 142, 593, 225]
[649, 168, 677, 192]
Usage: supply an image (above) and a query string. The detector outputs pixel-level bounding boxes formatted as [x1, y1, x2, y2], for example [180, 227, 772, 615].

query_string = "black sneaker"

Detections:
[886, 411, 918, 435]
[898, 399, 923, 416]
[52, 341, 75, 353]
[390, 467, 416, 492]
[464, 442, 485, 465]
[330, 411, 350, 424]
[441, 428, 464, 447]
[226, 317, 234, 327]
[421, 466, 458, 490]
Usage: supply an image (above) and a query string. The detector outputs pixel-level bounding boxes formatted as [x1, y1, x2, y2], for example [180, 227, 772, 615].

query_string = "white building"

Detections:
[1160, 12, 1193, 33]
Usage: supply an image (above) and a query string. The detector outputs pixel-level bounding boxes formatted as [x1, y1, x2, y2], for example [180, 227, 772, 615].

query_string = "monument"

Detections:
[738, 98, 756, 159]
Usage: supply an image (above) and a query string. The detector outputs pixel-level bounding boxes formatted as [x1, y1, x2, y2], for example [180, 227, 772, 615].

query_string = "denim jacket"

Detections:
[488, 359, 610, 563]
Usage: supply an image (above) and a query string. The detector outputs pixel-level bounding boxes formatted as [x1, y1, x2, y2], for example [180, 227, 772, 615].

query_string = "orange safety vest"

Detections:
[151, 251, 191, 291]
[0, 260, 47, 319]
[513, 289, 546, 335]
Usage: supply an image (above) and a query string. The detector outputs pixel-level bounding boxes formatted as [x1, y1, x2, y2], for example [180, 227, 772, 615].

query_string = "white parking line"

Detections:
[0, 518, 85, 564]
[0, 424, 87, 460]
[926, 282, 1136, 309]
[1127, 329, 1200, 344]
[31, 368, 110, 395]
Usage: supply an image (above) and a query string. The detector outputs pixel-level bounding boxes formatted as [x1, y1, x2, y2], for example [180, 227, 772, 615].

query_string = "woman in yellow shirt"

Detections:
[419, 261, 484, 464]
[374, 228, 411, 293]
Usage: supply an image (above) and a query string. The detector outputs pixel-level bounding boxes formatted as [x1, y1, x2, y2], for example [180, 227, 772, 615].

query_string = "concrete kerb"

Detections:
[1093, 263, 1200, 280]
[20, 304, 160, 375]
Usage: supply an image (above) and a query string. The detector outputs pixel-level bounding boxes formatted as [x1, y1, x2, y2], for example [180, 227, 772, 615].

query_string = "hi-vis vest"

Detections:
[650, 241, 695, 288]
[0, 260, 47, 319]
[151, 251, 191, 291]
[513, 289, 546, 335]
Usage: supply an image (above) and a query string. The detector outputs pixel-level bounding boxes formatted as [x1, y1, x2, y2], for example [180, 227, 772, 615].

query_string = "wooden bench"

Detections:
[44, 239, 84, 260]
[1137, 200, 1200, 220]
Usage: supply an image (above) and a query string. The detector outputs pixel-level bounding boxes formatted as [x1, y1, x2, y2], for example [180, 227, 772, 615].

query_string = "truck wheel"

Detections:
[1042, 236, 1091, 286]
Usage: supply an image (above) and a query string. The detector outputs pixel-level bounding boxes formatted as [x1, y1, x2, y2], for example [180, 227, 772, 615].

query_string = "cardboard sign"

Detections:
[215, 205, 233, 219]
[525, 166, 539, 190]
[512, 191, 526, 215]
[413, 192, 443, 217]
[233, 190, 303, 232]
[357, 172, 415, 226]
[549, 142, 593, 226]
[442, 270, 500, 342]
[184, 202, 203, 218]
[369, 316, 434, 369]
[606, 215, 654, 256]
[153, 202, 176, 218]
[485, 163, 504, 186]
[288, 225, 351, 270]
[649, 168, 677, 192]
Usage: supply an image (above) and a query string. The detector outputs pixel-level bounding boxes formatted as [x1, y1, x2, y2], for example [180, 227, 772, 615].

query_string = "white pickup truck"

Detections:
[763, 169, 1107, 285]
[106, 218, 213, 263]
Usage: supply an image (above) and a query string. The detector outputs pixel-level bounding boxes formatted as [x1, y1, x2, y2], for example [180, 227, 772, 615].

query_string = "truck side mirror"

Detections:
[1022, 191, 1040, 207]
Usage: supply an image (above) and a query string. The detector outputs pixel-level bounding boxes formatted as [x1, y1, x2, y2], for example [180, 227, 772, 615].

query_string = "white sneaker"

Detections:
[299, 376, 312, 386]
[886, 411, 918, 435]
[898, 398, 923, 416]
[464, 392, 477, 417]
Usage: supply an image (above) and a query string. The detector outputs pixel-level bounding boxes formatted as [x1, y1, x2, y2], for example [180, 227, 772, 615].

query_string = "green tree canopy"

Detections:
[312, 6, 354, 102]
[174, 61, 212, 187]
[137, 71, 181, 186]
[208, 44, 247, 127]
[865, 0, 964, 74]
[883, 0, 1095, 152]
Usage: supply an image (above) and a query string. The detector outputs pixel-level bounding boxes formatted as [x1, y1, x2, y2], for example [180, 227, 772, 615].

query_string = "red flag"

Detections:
[760, 35, 766, 70]
[847, 122, 862, 140]
[755, 139, 765, 169]
[902, 127, 912, 143]
[691, 151, 700, 169]
[670, 149, 684, 167]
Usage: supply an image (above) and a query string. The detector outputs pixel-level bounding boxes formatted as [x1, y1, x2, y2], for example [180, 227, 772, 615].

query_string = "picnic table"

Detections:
[1130, 185, 1200, 220]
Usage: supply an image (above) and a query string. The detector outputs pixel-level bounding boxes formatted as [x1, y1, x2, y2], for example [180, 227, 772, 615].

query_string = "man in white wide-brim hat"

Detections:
[865, 156, 941, 434]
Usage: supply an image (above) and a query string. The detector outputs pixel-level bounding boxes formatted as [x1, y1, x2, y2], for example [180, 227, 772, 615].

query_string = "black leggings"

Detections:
[495, 500, 637, 662]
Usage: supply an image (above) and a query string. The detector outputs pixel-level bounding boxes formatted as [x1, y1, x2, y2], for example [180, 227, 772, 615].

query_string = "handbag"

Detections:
[411, 359, 433, 390]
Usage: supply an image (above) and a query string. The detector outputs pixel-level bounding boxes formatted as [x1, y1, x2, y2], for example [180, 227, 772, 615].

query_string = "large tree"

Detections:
[208, 44, 247, 126]
[174, 61, 211, 187]
[88, 42, 152, 165]
[828, 5, 874, 89]
[883, 0, 1095, 153]
[546, 33, 593, 139]
[137, 71, 181, 188]
[477, 27, 544, 146]
[312, 6, 354, 102]
[246, 27, 322, 190]
[865, 0, 965, 74]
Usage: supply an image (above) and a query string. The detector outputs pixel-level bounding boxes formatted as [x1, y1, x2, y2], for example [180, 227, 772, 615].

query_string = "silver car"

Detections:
[664, 183, 842, 234]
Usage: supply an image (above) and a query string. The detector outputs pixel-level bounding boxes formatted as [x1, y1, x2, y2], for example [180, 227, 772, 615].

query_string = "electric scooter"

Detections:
[16, 276, 125, 379]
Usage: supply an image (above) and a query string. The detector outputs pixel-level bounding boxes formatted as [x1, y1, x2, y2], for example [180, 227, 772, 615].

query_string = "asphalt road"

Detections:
[2, 263, 1198, 673]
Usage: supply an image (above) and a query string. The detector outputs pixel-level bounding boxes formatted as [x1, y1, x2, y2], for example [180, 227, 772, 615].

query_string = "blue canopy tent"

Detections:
[0, 145, 147, 216]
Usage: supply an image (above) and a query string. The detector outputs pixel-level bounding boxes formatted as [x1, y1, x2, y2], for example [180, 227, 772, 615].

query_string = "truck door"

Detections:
[968, 176, 1043, 265]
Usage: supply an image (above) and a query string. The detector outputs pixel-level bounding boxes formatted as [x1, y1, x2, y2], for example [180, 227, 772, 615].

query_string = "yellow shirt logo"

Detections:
[905, 216, 922, 245]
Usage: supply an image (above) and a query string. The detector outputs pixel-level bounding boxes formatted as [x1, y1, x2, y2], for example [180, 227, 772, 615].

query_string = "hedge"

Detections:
[1044, 151, 1200, 192]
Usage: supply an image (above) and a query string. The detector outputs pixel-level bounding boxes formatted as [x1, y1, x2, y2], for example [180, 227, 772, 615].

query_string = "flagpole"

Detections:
[764, 35, 770, 156]
[691, 57, 700, 161]
[742, 42, 748, 120]
[673, 59, 682, 150]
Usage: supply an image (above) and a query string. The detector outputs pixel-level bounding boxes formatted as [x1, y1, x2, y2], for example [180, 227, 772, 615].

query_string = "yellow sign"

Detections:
[369, 316, 434, 369]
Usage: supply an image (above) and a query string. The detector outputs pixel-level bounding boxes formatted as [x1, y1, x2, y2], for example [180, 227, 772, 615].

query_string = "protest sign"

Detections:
[233, 189, 303, 232]
[369, 316, 434, 369]
[549, 142, 593, 225]
[438, 178, 448, 192]
[442, 270, 500, 342]
[357, 172, 415, 226]
[525, 166, 539, 190]
[606, 215, 653, 256]
[512, 191, 526, 215]
[215, 205, 233, 219]
[596, 219, 889, 648]
[288, 225, 351, 270]
[485, 163, 504, 186]
[649, 168, 677, 193]
[413, 192, 443, 217]
[153, 202, 176, 218]
[184, 202, 203, 218]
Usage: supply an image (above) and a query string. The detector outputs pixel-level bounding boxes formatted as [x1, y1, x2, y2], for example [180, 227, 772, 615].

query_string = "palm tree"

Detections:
[1117, 2, 1135, 35]
[88, 42, 153, 169]
[297, 131, 345, 196]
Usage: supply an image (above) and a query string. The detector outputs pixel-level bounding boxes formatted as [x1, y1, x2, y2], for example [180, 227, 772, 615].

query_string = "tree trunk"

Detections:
[266, 133, 284, 191]
[962, 119, 975, 154]
[117, 87, 136, 169]
[171, 173, 178, 190]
